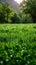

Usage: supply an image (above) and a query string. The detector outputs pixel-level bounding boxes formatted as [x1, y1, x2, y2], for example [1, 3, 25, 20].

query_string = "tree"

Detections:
[22, 13, 33, 23]
[0, 2, 16, 23]
[0, 2, 5, 23]
[5, 3, 12, 23]
[20, 0, 36, 23]
[0, 2, 11, 23]
[11, 13, 21, 23]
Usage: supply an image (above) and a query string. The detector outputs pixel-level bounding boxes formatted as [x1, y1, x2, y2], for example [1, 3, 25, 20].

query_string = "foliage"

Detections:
[4, 3, 12, 23]
[0, 24, 36, 65]
[22, 13, 33, 23]
[20, 0, 36, 23]
[0, 2, 5, 23]
[0, 2, 17, 23]
[0, 0, 36, 23]
[11, 13, 21, 23]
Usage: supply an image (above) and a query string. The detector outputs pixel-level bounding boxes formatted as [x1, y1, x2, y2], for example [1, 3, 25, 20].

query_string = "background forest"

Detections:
[0, 0, 36, 23]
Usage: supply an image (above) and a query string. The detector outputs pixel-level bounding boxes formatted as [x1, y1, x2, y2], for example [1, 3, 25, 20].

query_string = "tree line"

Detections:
[0, 0, 36, 23]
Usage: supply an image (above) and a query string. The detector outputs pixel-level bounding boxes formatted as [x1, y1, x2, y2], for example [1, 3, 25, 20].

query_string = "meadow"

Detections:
[0, 24, 36, 65]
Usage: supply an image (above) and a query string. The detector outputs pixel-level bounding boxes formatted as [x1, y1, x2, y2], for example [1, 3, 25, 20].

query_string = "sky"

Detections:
[15, 0, 23, 4]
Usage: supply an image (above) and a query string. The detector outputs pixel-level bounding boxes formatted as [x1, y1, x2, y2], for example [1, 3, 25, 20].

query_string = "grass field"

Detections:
[0, 24, 36, 65]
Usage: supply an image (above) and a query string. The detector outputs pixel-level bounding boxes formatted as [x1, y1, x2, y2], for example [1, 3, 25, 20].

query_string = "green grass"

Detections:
[0, 24, 36, 65]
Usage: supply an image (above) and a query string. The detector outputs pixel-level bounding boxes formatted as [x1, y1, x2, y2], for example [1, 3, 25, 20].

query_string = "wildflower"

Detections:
[6, 59, 9, 62]
[0, 61, 3, 64]
[10, 54, 13, 57]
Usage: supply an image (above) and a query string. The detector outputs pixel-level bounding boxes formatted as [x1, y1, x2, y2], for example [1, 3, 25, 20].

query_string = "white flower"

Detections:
[6, 59, 9, 62]
[10, 55, 13, 57]
[16, 60, 19, 62]
[27, 61, 30, 64]
[0, 61, 3, 64]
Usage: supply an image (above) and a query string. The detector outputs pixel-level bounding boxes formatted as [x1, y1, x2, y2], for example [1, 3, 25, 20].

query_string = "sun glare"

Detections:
[15, 0, 23, 4]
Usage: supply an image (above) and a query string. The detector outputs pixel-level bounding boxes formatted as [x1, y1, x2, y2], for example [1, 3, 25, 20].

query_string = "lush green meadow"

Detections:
[0, 24, 36, 65]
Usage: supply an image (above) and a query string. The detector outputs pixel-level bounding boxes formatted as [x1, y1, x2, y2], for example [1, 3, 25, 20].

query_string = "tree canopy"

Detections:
[20, 0, 36, 23]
